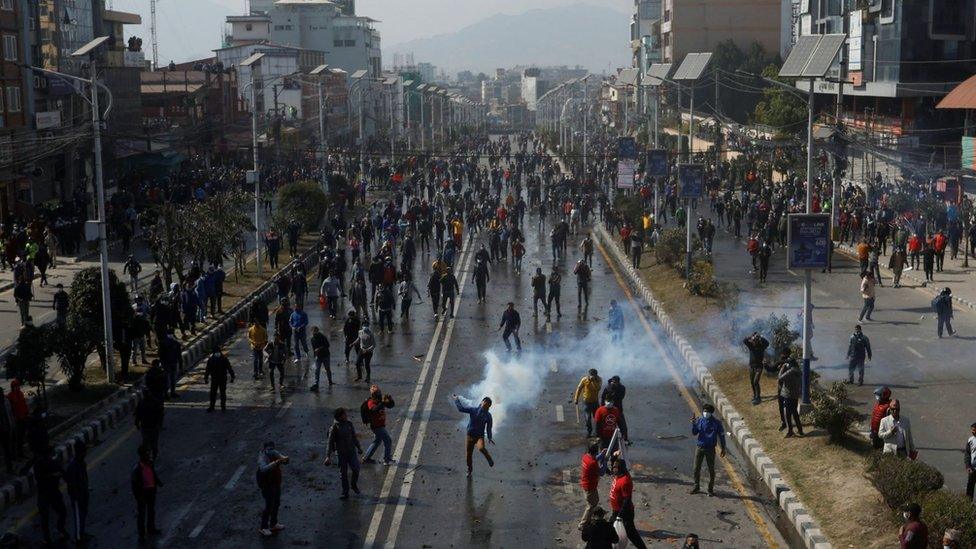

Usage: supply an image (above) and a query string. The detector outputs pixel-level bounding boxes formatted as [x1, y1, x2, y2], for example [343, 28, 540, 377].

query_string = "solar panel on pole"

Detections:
[779, 35, 821, 77]
[673, 52, 712, 81]
[802, 34, 846, 78]
[645, 63, 673, 85]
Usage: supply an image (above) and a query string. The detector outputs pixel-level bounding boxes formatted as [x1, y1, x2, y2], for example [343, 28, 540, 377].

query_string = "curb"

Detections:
[0, 242, 324, 514]
[835, 243, 976, 311]
[594, 226, 832, 549]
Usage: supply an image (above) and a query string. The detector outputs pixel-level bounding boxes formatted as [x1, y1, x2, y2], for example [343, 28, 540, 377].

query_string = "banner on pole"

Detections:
[646, 149, 668, 177]
[787, 213, 831, 269]
[678, 163, 704, 198]
[617, 137, 637, 160]
[616, 159, 636, 189]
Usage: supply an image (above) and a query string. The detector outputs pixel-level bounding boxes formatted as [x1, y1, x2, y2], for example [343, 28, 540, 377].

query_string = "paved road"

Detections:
[0, 174, 786, 546]
[689, 201, 976, 493]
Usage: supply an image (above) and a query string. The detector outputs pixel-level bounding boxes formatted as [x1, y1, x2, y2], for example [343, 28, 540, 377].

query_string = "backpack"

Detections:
[360, 399, 372, 424]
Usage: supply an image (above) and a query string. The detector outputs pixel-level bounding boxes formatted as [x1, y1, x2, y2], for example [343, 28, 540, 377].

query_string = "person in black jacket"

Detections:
[324, 407, 363, 500]
[64, 440, 90, 543]
[309, 326, 332, 391]
[343, 311, 361, 364]
[205, 348, 235, 412]
[158, 334, 182, 399]
[131, 445, 163, 542]
[21, 445, 68, 544]
[135, 389, 164, 460]
[743, 332, 769, 405]
[581, 506, 618, 549]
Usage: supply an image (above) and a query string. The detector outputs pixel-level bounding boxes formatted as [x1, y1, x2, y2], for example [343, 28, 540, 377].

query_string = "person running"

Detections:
[204, 347, 235, 412]
[572, 369, 602, 438]
[131, 445, 163, 542]
[690, 403, 726, 496]
[498, 302, 522, 352]
[256, 441, 289, 537]
[846, 324, 872, 386]
[609, 459, 646, 548]
[439, 267, 460, 318]
[361, 385, 395, 465]
[309, 326, 332, 391]
[325, 407, 363, 500]
[453, 394, 494, 478]
[574, 259, 592, 317]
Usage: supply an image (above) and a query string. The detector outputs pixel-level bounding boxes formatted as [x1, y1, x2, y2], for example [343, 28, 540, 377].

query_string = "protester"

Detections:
[690, 404, 726, 496]
[572, 369, 602, 438]
[870, 386, 892, 450]
[846, 324, 872, 386]
[578, 442, 605, 529]
[204, 347, 235, 412]
[880, 399, 915, 458]
[131, 445, 163, 542]
[453, 394, 494, 478]
[777, 353, 804, 437]
[743, 332, 769, 405]
[325, 407, 363, 500]
[362, 385, 395, 465]
[309, 325, 332, 391]
[64, 440, 90, 544]
[608, 459, 646, 548]
[965, 422, 976, 501]
[932, 287, 955, 338]
[580, 506, 617, 549]
[898, 502, 927, 549]
[256, 441, 289, 537]
[498, 302, 522, 352]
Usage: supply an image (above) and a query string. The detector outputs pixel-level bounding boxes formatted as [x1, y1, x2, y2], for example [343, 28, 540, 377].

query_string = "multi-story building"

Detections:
[660, 0, 786, 63]
[797, 0, 976, 176]
[225, 0, 381, 78]
[215, 42, 325, 121]
[0, 0, 27, 220]
[632, 0, 662, 69]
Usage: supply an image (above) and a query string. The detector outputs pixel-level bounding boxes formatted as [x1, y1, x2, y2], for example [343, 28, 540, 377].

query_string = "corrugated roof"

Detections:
[937, 74, 976, 109]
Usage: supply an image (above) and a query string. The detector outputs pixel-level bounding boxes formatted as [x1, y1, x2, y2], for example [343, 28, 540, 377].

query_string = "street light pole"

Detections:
[317, 80, 328, 193]
[89, 59, 115, 383]
[419, 90, 426, 150]
[250, 82, 263, 276]
[685, 82, 695, 280]
[801, 78, 815, 406]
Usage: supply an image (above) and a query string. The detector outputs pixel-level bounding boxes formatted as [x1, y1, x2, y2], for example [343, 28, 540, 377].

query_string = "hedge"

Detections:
[867, 454, 944, 511]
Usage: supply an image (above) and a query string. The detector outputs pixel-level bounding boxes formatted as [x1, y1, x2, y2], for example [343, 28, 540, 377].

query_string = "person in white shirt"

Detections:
[878, 399, 914, 458]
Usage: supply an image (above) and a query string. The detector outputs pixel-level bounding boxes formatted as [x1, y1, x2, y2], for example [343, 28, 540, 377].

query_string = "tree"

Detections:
[4, 324, 55, 406]
[140, 202, 191, 286]
[68, 267, 133, 375]
[53, 323, 95, 392]
[185, 190, 253, 267]
[272, 181, 329, 233]
[753, 64, 807, 137]
[711, 40, 782, 124]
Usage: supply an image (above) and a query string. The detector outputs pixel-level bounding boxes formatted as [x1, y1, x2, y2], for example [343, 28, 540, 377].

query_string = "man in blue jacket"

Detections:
[690, 403, 726, 496]
[289, 304, 309, 362]
[453, 394, 494, 478]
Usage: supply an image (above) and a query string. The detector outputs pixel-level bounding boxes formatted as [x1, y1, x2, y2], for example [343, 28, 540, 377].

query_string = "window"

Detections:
[333, 39, 343, 47]
[0, 0, 13, 11]
[2, 35, 16, 61]
[930, 0, 965, 37]
[880, 0, 894, 22]
[344, 40, 355, 47]
[245, 23, 253, 31]
[6, 86, 21, 112]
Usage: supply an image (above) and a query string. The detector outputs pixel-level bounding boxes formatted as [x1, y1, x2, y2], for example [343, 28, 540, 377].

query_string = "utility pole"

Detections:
[250, 82, 263, 276]
[272, 84, 281, 165]
[389, 85, 395, 161]
[150, 0, 159, 69]
[685, 81, 695, 280]
[419, 90, 425, 150]
[801, 77, 815, 406]
[318, 79, 328, 193]
[90, 59, 115, 383]
[358, 81, 365, 187]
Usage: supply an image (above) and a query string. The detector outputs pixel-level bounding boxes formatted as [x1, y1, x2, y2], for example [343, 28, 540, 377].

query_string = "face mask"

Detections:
[702, 411, 712, 419]
[902, 512, 911, 521]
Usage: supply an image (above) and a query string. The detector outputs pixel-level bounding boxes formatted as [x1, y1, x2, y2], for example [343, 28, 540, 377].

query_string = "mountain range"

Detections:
[387, 4, 632, 75]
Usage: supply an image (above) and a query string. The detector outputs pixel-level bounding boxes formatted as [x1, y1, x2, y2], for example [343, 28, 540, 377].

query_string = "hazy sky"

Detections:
[108, 0, 631, 63]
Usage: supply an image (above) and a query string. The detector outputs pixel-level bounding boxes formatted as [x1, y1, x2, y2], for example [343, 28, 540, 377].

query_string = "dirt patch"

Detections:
[621, 240, 894, 547]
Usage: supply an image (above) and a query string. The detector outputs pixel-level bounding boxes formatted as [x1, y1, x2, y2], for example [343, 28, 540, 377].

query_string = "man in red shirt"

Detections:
[593, 401, 621, 450]
[578, 443, 605, 530]
[933, 230, 948, 272]
[609, 459, 646, 548]
[363, 386, 395, 465]
[899, 502, 927, 549]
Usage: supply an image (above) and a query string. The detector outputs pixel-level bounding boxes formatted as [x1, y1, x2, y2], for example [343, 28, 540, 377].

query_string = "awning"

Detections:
[937, 74, 976, 109]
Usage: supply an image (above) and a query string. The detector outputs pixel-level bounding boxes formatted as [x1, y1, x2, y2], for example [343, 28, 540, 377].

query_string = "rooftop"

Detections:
[104, 10, 141, 25]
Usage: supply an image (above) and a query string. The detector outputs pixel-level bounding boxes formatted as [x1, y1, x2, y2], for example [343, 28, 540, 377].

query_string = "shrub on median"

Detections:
[803, 381, 861, 443]
[867, 453, 944, 511]
[920, 489, 976, 547]
[655, 227, 686, 266]
[273, 180, 329, 232]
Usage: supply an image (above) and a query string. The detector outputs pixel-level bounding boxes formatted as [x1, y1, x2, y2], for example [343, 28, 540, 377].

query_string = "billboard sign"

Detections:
[646, 149, 668, 177]
[678, 163, 704, 198]
[787, 213, 831, 269]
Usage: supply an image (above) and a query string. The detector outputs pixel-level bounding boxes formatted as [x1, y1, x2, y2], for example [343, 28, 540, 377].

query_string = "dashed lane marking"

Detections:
[189, 509, 215, 538]
[563, 469, 574, 494]
[555, 405, 565, 422]
[275, 401, 293, 419]
[224, 465, 247, 490]
[905, 345, 924, 359]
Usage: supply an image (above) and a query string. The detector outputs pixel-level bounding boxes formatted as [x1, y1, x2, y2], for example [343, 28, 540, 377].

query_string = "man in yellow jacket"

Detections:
[572, 369, 602, 437]
[248, 321, 268, 380]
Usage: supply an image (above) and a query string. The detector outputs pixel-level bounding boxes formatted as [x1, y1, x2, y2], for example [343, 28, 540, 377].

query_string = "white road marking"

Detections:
[224, 465, 247, 491]
[189, 510, 215, 538]
[158, 502, 194, 545]
[382, 238, 478, 549]
[563, 468, 574, 494]
[905, 345, 924, 359]
[555, 405, 565, 422]
[546, 322, 553, 333]
[363, 237, 475, 549]
[274, 401, 293, 419]
[814, 288, 829, 297]
[787, 269, 798, 277]
[549, 360, 558, 373]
